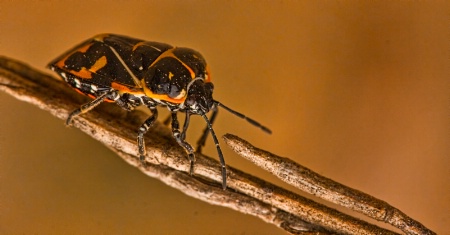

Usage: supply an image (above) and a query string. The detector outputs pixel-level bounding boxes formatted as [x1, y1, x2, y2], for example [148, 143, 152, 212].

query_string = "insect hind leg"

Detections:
[137, 107, 158, 166]
[66, 89, 115, 125]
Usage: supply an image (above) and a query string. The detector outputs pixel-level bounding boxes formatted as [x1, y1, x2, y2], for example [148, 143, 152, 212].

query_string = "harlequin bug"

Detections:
[48, 34, 271, 189]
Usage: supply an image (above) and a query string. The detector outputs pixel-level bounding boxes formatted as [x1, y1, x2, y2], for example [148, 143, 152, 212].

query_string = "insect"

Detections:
[48, 34, 271, 189]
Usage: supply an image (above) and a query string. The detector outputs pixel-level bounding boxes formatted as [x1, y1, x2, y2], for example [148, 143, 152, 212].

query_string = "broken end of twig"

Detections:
[222, 133, 436, 235]
[222, 133, 245, 152]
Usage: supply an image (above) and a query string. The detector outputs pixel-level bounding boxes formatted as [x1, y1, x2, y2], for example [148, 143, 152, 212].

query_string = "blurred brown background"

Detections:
[0, 1, 448, 234]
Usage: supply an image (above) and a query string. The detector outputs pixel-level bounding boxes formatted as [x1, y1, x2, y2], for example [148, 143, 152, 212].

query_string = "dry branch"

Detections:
[223, 134, 436, 235]
[0, 56, 434, 234]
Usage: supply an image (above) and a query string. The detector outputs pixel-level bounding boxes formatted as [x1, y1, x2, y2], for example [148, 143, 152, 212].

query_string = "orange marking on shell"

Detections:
[148, 93, 186, 104]
[150, 49, 196, 79]
[111, 82, 145, 95]
[55, 43, 95, 79]
[55, 55, 69, 70]
[74, 88, 86, 96]
[70, 68, 92, 79]
[89, 56, 107, 72]
[185, 63, 196, 79]
[111, 82, 132, 92]
[77, 43, 93, 53]
[132, 41, 146, 51]
[61, 55, 106, 79]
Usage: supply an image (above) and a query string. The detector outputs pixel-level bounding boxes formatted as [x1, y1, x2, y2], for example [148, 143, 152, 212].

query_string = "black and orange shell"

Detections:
[48, 34, 211, 104]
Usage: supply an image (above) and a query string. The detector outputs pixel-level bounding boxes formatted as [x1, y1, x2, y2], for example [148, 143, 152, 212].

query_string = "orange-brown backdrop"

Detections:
[0, 1, 448, 234]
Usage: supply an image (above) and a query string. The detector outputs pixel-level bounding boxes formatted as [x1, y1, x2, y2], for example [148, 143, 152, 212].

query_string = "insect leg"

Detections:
[181, 111, 191, 141]
[196, 106, 218, 153]
[200, 113, 227, 189]
[66, 89, 114, 125]
[114, 93, 134, 111]
[170, 112, 195, 175]
[137, 107, 158, 166]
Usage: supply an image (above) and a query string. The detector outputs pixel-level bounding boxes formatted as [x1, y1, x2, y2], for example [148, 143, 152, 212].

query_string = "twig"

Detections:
[0, 55, 425, 234]
[223, 134, 436, 235]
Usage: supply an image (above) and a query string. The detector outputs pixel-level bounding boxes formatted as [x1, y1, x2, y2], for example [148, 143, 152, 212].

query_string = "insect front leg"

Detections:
[66, 89, 114, 125]
[196, 106, 218, 153]
[137, 107, 158, 166]
[171, 112, 195, 175]
[181, 111, 191, 141]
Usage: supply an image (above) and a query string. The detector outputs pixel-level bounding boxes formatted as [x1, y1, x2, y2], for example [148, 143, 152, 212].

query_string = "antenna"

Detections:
[214, 101, 272, 134]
